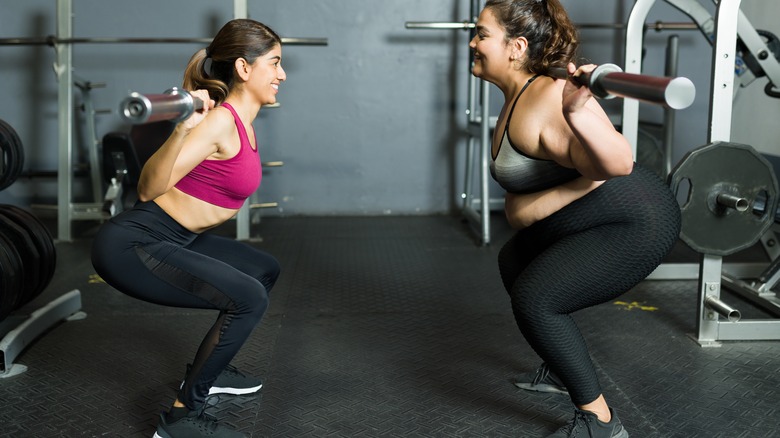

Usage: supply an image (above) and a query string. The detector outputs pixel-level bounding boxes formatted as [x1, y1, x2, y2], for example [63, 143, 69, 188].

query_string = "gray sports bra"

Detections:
[490, 75, 581, 194]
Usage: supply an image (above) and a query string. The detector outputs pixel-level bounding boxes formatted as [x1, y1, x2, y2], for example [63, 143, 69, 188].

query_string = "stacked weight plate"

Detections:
[0, 118, 57, 321]
[0, 205, 57, 321]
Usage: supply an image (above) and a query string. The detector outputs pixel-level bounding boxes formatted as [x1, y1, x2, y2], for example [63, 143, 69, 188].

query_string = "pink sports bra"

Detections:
[174, 103, 261, 209]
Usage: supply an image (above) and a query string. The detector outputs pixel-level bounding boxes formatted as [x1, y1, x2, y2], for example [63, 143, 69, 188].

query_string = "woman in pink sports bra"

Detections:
[91, 18, 286, 438]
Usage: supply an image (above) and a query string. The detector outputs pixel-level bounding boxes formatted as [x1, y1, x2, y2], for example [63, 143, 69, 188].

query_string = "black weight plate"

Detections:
[0, 212, 41, 307]
[0, 205, 56, 303]
[0, 232, 23, 320]
[0, 119, 24, 191]
[0, 205, 55, 303]
[668, 141, 779, 256]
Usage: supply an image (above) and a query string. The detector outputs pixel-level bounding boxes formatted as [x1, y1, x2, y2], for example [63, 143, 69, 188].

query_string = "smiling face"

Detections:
[244, 44, 286, 106]
[469, 7, 516, 83]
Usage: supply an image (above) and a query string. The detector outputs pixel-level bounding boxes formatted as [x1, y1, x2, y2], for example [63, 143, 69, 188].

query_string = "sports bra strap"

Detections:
[504, 74, 541, 135]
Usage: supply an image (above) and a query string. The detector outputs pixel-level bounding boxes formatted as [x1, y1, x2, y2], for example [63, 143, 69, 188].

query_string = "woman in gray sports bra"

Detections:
[470, 1, 681, 437]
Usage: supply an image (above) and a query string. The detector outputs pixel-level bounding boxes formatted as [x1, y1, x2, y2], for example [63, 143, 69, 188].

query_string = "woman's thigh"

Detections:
[185, 233, 281, 291]
[92, 222, 265, 310]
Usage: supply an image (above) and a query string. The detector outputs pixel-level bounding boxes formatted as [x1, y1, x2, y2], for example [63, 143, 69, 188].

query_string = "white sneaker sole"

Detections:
[208, 383, 263, 395]
[180, 381, 263, 395]
[513, 381, 568, 395]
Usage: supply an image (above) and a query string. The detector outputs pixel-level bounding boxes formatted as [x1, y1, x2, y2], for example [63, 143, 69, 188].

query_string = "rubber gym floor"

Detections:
[1, 214, 779, 438]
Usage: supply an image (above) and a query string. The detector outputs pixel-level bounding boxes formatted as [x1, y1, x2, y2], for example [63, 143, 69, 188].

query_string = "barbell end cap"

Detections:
[665, 77, 696, 110]
[119, 92, 152, 124]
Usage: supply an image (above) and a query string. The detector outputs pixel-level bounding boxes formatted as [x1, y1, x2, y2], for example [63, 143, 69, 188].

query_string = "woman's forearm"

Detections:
[564, 106, 634, 180]
[137, 125, 189, 201]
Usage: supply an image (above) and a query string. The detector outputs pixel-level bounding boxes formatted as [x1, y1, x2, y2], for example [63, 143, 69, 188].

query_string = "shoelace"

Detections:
[564, 410, 597, 438]
[531, 363, 553, 385]
[190, 395, 222, 432]
[222, 364, 246, 377]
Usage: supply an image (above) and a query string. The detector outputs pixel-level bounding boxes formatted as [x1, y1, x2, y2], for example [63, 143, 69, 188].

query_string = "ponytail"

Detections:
[182, 48, 230, 105]
[540, 0, 579, 73]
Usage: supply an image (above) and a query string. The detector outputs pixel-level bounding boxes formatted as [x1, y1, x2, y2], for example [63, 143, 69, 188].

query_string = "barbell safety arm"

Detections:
[119, 87, 204, 124]
[548, 63, 696, 110]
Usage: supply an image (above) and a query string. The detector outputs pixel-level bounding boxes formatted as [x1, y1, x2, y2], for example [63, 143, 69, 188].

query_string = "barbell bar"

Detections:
[119, 88, 203, 124]
[548, 63, 696, 110]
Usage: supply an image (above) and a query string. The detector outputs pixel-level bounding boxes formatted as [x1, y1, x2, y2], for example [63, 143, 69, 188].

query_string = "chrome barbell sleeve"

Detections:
[119, 87, 204, 124]
[549, 63, 696, 109]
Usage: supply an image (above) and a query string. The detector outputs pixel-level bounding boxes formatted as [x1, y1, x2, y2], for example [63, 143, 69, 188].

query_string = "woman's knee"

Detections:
[261, 256, 281, 292]
[498, 242, 523, 292]
[231, 278, 270, 319]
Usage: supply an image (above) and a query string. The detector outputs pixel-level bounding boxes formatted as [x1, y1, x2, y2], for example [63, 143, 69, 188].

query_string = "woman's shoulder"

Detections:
[200, 106, 236, 133]
[187, 105, 236, 145]
[531, 75, 564, 98]
[513, 76, 562, 121]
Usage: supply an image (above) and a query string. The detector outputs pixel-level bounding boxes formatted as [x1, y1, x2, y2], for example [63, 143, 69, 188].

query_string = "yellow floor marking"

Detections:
[613, 300, 658, 312]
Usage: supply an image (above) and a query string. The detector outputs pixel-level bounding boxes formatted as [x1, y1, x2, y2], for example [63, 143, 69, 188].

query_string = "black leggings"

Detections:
[91, 201, 280, 410]
[498, 164, 680, 406]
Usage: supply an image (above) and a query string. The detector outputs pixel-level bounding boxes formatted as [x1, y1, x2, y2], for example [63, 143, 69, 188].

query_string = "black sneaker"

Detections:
[513, 363, 568, 395]
[547, 408, 629, 438]
[182, 364, 263, 396]
[153, 402, 246, 438]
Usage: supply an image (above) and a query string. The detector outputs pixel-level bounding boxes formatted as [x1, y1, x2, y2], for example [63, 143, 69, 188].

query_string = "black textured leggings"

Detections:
[91, 201, 280, 410]
[498, 164, 681, 406]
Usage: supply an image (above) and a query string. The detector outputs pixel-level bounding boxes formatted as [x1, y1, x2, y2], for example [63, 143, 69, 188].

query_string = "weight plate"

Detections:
[668, 141, 779, 256]
[0, 119, 25, 192]
[0, 215, 36, 306]
[0, 211, 41, 307]
[0, 232, 23, 321]
[0, 205, 56, 304]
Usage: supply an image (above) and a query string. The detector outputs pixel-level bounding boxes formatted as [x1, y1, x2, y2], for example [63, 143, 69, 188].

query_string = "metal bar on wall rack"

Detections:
[234, 0, 250, 241]
[56, 0, 73, 242]
[234, 0, 247, 20]
[479, 79, 491, 246]
[0, 37, 328, 46]
[403, 21, 696, 31]
[405, 22, 475, 30]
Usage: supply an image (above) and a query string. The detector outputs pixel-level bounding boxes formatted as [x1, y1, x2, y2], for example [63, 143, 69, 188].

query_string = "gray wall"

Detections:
[0, 0, 778, 216]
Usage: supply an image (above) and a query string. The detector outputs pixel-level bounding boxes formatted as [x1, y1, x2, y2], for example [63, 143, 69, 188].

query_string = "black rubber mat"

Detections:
[1, 215, 779, 437]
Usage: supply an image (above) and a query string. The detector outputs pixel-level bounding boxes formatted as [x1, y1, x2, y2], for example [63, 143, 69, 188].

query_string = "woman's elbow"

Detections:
[505, 209, 532, 230]
[595, 155, 634, 179]
[136, 183, 158, 202]
[610, 158, 634, 177]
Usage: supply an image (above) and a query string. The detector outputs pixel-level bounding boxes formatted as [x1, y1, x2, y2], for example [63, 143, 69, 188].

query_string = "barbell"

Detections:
[668, 141, 779, 256]
[119, 87, 203, 124]
[548, 63, 696, 110]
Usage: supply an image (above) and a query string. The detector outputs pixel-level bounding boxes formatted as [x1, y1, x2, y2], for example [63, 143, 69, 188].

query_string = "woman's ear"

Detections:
[513, 36, 529, 59]
[234, 57, 252, 82]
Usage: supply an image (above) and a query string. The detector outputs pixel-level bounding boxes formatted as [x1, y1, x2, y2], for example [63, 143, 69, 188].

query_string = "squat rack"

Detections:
[0, 0, 327, 242]
[629, 0, 780, 345]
